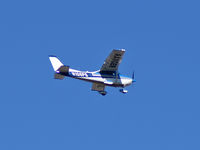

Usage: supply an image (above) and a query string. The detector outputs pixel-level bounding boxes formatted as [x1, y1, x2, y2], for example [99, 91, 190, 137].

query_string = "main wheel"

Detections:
[99, 91, 107, 96]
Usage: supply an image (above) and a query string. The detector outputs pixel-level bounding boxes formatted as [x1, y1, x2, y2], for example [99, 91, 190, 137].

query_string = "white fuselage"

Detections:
[65, 68, 133, 87]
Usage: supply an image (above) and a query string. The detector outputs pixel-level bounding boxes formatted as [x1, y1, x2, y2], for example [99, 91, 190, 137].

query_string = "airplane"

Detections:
[49, 49, 135, 96]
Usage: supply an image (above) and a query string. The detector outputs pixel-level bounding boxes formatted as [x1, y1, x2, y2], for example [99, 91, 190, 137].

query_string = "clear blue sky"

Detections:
[0, 0, 200, 150]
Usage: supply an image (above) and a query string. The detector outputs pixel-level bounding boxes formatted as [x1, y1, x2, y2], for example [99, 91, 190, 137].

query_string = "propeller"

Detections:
[132, 71, 136, 83]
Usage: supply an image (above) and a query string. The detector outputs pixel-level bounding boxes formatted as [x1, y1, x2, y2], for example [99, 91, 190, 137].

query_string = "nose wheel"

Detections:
[119, 89, 128, 94]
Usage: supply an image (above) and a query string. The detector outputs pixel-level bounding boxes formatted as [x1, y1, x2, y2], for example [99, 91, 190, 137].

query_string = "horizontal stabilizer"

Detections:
[57, 65, 69, 75]
[54, 66, 69, 80]
[54, 74, 65, 80]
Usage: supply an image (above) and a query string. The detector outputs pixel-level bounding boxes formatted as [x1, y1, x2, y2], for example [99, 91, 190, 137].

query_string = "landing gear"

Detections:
[119, 89, 128, 94]
[99, 91, 107, 96]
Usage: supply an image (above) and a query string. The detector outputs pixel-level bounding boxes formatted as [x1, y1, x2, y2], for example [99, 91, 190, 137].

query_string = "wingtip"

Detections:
[113, 49, 126, 51]
[49, 55, 57, 57]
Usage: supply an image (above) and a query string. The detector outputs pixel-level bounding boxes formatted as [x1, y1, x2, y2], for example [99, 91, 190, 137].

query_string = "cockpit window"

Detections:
[100, 71, 116, 75]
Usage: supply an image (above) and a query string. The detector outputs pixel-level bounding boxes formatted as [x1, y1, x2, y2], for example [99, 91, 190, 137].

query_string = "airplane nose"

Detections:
[130, 78, 133, 84]
[126, 78, 133, 86]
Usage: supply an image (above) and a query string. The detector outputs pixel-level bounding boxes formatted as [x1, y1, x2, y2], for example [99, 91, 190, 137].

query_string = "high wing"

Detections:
[100, 49, 125, 72]
[91, 83, 105, 91]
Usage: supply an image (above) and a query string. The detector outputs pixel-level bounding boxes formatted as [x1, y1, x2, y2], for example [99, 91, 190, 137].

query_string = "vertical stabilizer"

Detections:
[49, 55, 63, 71]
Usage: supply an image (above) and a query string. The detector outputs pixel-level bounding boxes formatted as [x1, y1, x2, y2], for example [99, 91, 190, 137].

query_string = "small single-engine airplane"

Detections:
[49, 49, 135, 95]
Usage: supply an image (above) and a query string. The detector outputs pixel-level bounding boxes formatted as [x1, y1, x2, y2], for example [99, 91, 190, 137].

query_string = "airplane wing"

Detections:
[91, 83, 105, 91]
[100, 49, 125, 72]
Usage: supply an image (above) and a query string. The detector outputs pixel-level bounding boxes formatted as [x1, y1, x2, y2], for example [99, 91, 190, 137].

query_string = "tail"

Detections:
[49, 55, 64, 71]
[49, 55, 69, 80]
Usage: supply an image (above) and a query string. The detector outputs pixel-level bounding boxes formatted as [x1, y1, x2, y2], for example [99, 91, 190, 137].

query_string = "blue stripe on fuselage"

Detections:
[67, 71, 130, 79]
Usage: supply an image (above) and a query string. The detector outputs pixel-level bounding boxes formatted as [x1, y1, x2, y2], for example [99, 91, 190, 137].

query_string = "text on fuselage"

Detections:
[71, 72, 88, 77]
